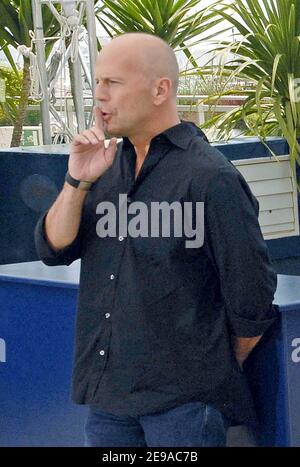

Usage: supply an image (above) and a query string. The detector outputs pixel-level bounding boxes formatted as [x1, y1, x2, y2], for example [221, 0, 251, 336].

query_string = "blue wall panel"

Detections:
[0, 277, 85, 446]
[0, 139, 299, 265]
[0, 147, 69, 264]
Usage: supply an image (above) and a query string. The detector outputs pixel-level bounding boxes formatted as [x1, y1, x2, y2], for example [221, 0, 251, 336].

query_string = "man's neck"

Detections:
[134, 144, 150, 179]
[132, 114, 181, 166]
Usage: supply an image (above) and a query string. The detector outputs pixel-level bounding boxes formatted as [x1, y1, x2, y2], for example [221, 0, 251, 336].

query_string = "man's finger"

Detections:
[94, 106, 104, 130]
[90, 126, 105, 142]
[73, 134, 90, 146]
[81, 129, 101, 145]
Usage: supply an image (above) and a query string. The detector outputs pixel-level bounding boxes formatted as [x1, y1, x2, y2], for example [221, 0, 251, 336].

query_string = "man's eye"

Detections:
[110, 80, 119, 84]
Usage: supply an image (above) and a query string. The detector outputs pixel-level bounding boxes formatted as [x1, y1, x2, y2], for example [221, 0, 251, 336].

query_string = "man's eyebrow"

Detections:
[95, 76, 124, 81]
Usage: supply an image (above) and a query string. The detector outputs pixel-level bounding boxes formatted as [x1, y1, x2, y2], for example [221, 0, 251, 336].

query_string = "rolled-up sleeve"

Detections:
[34, 210, 83, 266]
[203, 167, 279, 337]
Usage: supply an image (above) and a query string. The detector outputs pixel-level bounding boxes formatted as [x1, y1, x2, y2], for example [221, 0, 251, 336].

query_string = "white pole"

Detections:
[62, 0, 86, 133]
[61, 0, 76, 16]
[85, 0, 98, 99]
[72, 59, 86, 132]
[35, 0, 98, 137]
[32, 0, 52, 144]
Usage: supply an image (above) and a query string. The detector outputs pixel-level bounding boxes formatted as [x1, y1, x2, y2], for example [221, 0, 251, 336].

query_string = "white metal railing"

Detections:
[24, 93, 246, 138]
[176, 95, 247, 101]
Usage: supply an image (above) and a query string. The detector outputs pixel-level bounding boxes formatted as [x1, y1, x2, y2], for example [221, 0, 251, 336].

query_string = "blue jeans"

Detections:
[84, 401, 227, 447]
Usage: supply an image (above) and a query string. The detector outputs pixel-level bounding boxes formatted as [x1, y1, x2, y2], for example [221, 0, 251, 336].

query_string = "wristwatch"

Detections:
[65, 171, 94, 191]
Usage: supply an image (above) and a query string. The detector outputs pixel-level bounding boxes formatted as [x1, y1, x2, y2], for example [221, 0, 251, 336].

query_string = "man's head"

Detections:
[95, 33, 180, 140]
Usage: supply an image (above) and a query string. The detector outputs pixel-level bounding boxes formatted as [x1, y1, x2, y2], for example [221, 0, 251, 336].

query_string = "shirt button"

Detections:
[127, 197, 131, 203]
[99, 350, 105, 356]
[110, 274, 115, 280]
[118, 236, 124, 241]
[105, 313, 110, 319]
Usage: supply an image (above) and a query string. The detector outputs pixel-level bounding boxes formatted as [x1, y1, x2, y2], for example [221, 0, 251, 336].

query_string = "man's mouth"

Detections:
[101, 111, 112, 122]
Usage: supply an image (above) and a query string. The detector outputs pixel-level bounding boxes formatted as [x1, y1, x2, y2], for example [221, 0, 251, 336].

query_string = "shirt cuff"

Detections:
[34, 211, 79, 264]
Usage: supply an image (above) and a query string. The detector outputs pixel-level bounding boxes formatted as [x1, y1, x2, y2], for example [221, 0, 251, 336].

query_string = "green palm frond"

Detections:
[95, 0, 227, 66]
[0, 0, 61, 57]
[201, 0, 300, 183]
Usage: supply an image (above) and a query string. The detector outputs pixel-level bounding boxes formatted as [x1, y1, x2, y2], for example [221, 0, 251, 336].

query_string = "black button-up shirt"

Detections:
[35, 121, 278, 425]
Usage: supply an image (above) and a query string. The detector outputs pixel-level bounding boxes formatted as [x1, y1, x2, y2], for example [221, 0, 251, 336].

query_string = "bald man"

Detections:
[35, 33, 278, 447]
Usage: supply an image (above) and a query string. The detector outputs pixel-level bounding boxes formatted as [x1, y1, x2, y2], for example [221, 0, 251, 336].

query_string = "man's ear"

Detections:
[153, 77, 172, 105]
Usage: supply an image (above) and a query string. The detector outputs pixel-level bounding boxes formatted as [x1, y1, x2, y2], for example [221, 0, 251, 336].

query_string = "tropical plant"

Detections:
[201, 0, 300, 183]
[0, 65, 22, 125]
[95, 0, 227, 67]
[0, 64, 41, 126]
[0, 0, 60, 146]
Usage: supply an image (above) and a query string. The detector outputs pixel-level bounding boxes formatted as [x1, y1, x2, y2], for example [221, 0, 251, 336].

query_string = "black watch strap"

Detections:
[65, 171, 94, 191]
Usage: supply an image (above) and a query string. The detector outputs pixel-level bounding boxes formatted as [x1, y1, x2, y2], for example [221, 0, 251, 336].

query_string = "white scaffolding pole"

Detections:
[31, 0, 98, 143]
[32, 0, 52, 144]
[85, 0, 98, 126]
[62, 0, 86, 133]
[85, 0, 97, 101]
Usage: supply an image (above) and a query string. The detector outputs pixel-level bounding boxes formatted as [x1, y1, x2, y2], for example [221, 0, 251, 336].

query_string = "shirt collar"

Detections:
[122, 120, 200, 151]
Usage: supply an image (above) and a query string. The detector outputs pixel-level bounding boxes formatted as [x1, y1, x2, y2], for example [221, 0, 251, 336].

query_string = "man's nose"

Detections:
[95, 84, 109, 101]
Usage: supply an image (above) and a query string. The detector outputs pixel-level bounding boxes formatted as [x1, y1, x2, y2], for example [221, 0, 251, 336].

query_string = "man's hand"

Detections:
[234, 335, 262, 370]
[69, 106, 118, 182]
